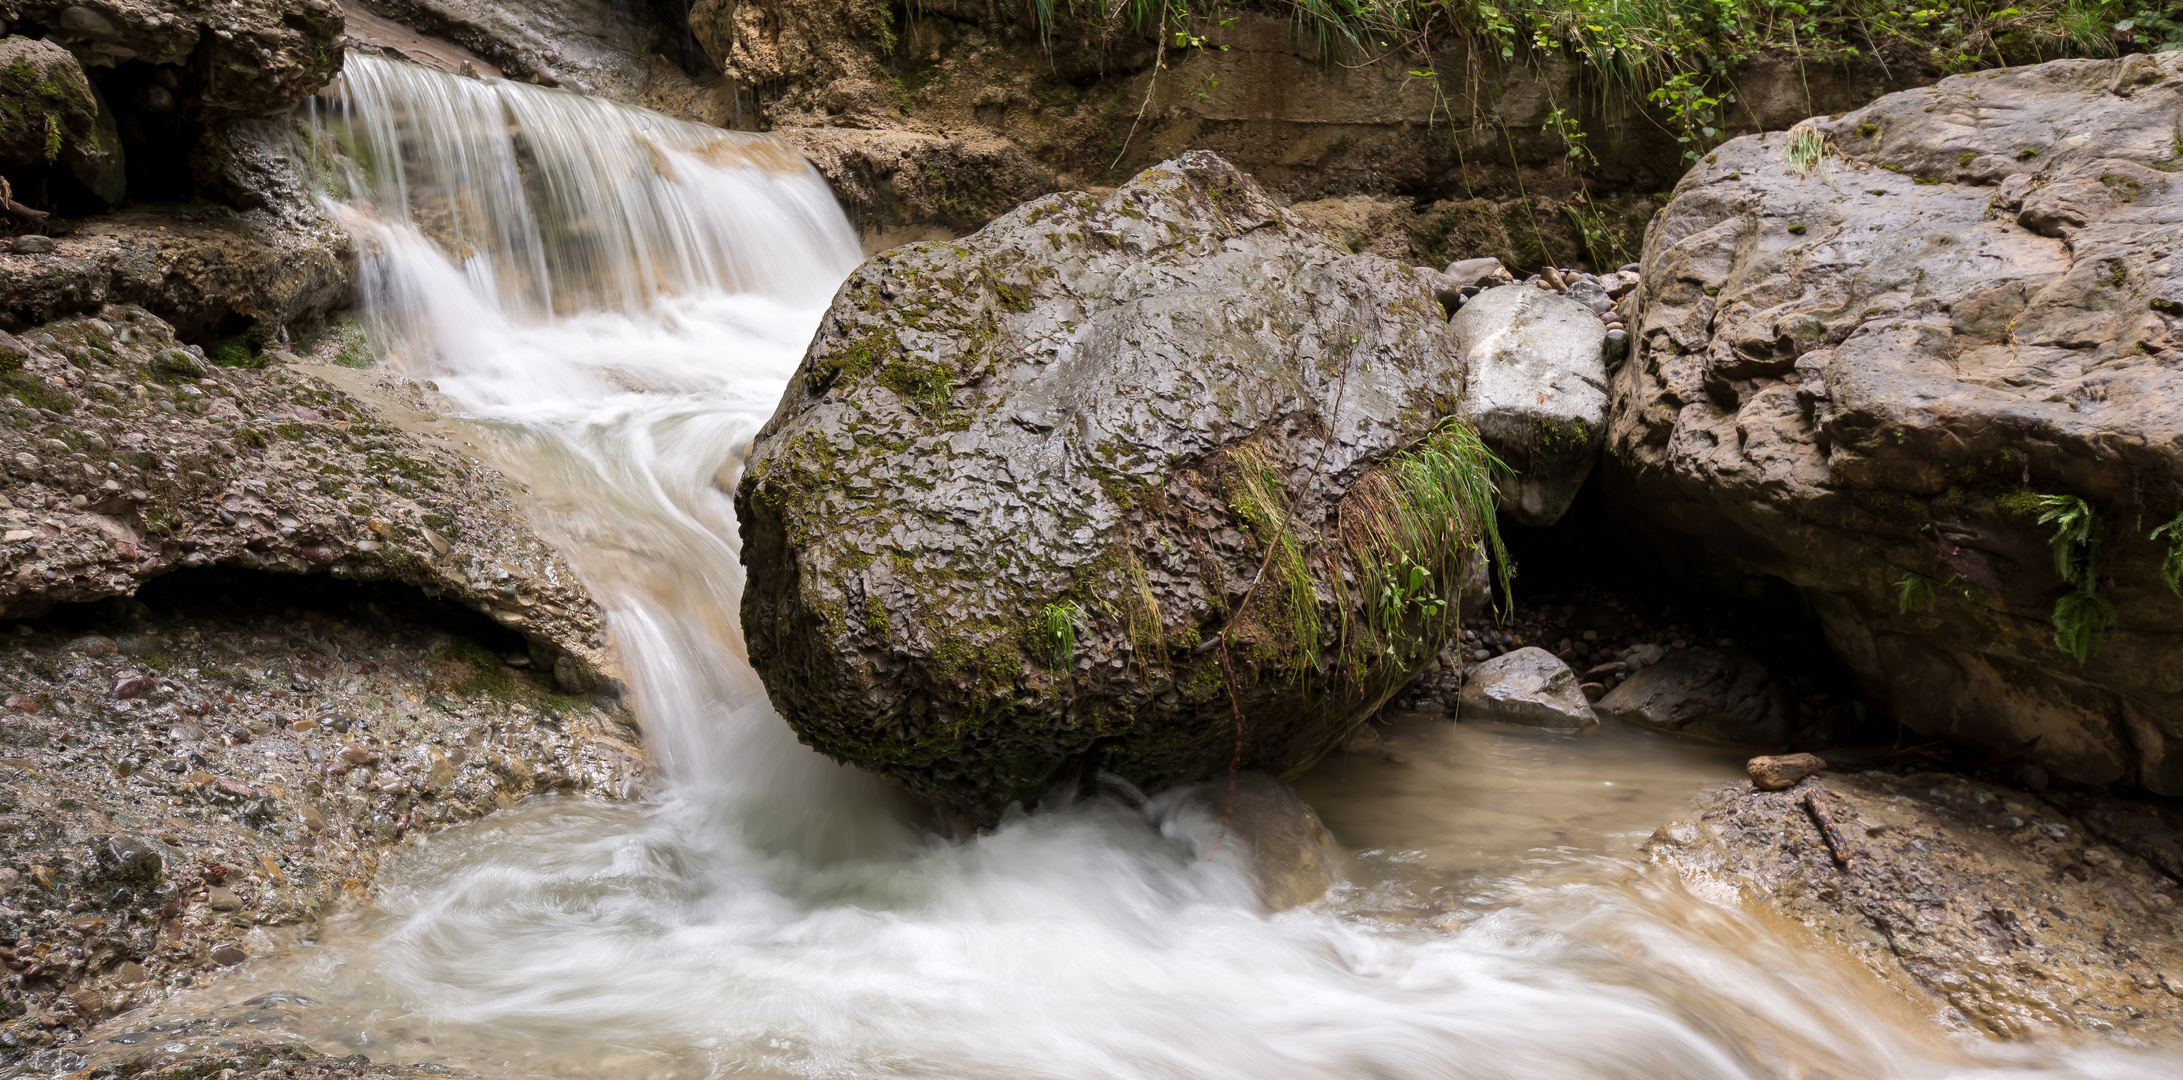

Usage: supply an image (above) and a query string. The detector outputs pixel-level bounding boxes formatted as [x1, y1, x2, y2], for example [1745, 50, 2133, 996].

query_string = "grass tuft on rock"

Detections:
[1339, 418, 1511, 667]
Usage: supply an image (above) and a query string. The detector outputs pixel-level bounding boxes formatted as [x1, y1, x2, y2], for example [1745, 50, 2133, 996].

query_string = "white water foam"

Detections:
[232, 55, 2183, 1080]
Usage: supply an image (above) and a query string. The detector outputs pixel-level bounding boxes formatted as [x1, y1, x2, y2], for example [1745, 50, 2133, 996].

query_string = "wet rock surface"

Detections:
[1608, 51, 2183, 795]
[1453, 646, 1595, 730]
[1649, 771, 2183, 1040]
[1597, 646, 1792, 748]
[0, 0, 344, 117]
[0, 304, 610, 680]
[344, 0, 735, 125]
[0, 37, 114, 198]
[0, 570, 640, 1055]
[1, 116, 351, 341]
[740, 152, 1483, 821]
[36, 1037, 477, 1080]
[1450, 285, 1609, 527]
[1182, 771, 1337, 911]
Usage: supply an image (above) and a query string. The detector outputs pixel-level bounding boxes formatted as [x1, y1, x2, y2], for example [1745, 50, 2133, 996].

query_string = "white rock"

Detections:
[1455, 646, 1597, 730]
[1452, 286, 1609, 527]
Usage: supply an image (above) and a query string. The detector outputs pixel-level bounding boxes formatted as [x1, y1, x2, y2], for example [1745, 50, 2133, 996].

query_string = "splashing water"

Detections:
[143, 55, 2180, 1080]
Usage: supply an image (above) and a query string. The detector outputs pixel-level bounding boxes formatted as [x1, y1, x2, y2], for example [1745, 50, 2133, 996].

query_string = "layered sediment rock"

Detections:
[1607, 52, 2183, 793]
[739, 152, 1492, 820]
[0, 305, 610, 679]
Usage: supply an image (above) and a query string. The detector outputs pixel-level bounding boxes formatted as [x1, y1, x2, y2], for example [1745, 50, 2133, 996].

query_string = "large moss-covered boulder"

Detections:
[0, 34, 120, 198]
[1606, 52, 2183, 794]
[738, 152, 1499, 821]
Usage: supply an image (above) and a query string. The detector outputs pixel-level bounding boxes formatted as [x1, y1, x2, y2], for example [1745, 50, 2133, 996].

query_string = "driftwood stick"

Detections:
[1, 177, 50, 222]
[1801, 787, 1854, 868]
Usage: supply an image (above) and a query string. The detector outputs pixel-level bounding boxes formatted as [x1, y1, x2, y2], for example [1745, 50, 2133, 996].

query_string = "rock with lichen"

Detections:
[739, 152, 1500, 822]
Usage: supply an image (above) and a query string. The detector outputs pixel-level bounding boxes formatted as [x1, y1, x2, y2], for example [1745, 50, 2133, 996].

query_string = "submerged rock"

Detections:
[1185, 771, 1338, 911]
[1607, 52, 2183, 793]
[1452, 285, 1609, 526]
[1455, 646, 1596, 730]
[739, 152, 1496, 821]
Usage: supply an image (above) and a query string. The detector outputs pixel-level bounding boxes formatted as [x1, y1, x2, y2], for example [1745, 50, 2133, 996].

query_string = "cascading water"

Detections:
[142, 55, 2178, 1080]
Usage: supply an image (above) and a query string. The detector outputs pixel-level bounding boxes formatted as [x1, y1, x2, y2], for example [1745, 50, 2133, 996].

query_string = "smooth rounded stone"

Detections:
[1566, 277, 1614, 314]
[63, 635, 118, 656]
[208, 944, 247, 966]
[1443, 256, 1507, 288]
[204, 886, 242, 911]
[1605, 51, 2183, 794]
[1187, 771, 1338, 911]
[1748, 752, 1828, 790]
[11, 235, 55, 255]
[1452, 285, 1609, 527]
[739, 152, 1484, 823]
[1455, 646, 1597, 730]
[1596, 647, 1790, 748]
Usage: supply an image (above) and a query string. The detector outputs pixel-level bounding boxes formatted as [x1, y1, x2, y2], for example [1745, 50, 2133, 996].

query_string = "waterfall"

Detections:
[219, 55, 2180, 1080]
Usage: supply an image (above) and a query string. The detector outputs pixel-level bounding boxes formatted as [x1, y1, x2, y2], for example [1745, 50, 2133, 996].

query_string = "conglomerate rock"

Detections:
[1, 115, 352, 341]
[1648, 771, 2183, 1041]
[0, 304, 611, 681]
[1606, 51, 2183, 794]
[739, 152, 1492, 821]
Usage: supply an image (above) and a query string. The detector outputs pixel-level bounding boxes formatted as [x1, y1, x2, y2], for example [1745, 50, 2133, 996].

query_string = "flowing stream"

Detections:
[113, 56, 2183, 1080]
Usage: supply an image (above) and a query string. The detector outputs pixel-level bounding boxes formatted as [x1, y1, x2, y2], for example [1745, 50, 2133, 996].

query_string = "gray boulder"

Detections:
[1606, 51, 2183, 793]
[1455, 646, 1596, 730]
[2, 0, 342, 115]
[739, 152, 1499, 822]
[1453, 285, 1609, 526]
[1597, 648, 1790, 747]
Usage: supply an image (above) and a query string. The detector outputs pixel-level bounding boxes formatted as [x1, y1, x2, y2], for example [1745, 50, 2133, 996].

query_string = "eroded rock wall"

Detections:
[1606, 52, 2183, 794]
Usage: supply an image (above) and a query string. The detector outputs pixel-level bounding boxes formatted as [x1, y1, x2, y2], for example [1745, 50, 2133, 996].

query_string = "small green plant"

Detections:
[1785, 126, 1828, 176]
[1036, 601, 1082, 674]
[2150, 507, 2183, 595]
[2051, 588, 2116, 666]
[1228, 444, 1321, 674]
[2036, 493, 2109, 664]
[207, 338, 267, 369]
[1896, 571, 1942, 614]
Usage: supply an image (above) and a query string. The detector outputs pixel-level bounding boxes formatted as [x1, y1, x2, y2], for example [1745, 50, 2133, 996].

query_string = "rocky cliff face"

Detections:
[680, 1, 1922, 262]
[739, 152, 1495, 821]
[1607, 52, 2183, 795]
